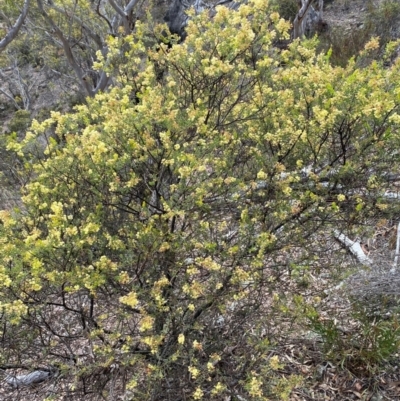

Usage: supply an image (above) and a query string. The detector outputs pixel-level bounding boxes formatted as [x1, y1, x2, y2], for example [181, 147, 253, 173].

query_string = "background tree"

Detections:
[292, 0, 323, 38]
[0, 0, 149, 99]
[0, 0, 30, 52]
[1, 1, 400, 400]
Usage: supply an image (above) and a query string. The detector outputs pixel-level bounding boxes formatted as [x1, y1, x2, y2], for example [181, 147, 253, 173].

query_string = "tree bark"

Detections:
[0, 0, 31, 52]
[293, 0, 324, 39]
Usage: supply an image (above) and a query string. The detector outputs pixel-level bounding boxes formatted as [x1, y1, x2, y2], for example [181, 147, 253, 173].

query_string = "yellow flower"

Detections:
[140, 315, 154, 332]
[337, 194, 346, 202]
[364, 37, 380, 51]
[178, 333, 185, 344]
[158, 242, 170, 252]
[188, 366, 200, 379]
[192, 387, 203, 400]
[269, 355, 283, 370]
[257, 170, 267, 179]
[211, 382, 226, 395]
[248, 373, 263, 397]
[119, 291, 138, 308]
[270, 12, 280, 23]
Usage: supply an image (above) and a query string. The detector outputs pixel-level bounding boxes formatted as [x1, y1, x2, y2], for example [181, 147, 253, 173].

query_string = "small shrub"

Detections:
[308, 308, 400, 374]
[64, 92, 86, 109]
[365, 0, 400, 45]
[35, 107, 52, 122]
[270, 0, 299, 21]
[318, 25, 370, 66]
[9, 34, 44, 68]
[319, 0, 400, 66]
[8, 110, 31, 134]
[0, 99, 15, 120]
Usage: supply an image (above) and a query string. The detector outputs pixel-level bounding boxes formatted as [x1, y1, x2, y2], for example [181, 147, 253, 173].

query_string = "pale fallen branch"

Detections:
[333, 230, 372, 267]
[331, 229, 400, 312]
[393, 221, 400, 270]
[6, 369, 56, 388]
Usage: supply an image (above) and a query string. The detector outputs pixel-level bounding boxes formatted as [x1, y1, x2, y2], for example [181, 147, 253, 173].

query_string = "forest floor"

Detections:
[324, 0, 369, 29]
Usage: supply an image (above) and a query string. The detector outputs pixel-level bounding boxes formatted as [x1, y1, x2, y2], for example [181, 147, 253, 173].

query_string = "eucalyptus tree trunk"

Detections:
[293, 0, 324, 39]
[164, 0, 207, 40]
[0, 0, 30, 51]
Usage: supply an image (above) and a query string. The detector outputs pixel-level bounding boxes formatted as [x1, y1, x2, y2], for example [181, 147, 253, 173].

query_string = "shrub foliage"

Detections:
[1, 1, 400, 399]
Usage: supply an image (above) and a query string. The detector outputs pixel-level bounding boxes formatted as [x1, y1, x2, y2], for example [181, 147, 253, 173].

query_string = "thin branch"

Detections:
[108, 0, 126, 19]
[108, 0, 138, 34]
[125, 0, 140, 14]
[94, 70, 111, 94]
[95, 2, 113, 33]
[0, 0, 31, 52]
[36, 0, 94, 97]
[0, 69, 21, 109]
[46, 2, 105, 48]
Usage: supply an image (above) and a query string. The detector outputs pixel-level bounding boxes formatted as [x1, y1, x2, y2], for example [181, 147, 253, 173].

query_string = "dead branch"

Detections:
[333, 230, 372, 267]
